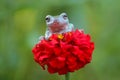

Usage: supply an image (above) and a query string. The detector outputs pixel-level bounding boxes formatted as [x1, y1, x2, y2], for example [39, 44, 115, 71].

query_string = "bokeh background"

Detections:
[0, 0, 120, 80]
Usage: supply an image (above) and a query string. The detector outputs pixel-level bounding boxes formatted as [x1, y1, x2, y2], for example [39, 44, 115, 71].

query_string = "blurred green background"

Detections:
[0, 0, 120, 80]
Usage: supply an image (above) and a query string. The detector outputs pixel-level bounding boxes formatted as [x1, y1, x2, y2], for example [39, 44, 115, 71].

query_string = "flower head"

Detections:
[32, 29, 94, 75]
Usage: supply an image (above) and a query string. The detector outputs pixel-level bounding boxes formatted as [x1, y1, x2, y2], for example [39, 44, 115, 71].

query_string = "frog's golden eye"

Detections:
[45, 16, 51, 22]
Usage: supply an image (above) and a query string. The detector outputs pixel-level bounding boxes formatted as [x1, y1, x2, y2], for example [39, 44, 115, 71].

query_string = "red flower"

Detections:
[32, 29, 94, 75]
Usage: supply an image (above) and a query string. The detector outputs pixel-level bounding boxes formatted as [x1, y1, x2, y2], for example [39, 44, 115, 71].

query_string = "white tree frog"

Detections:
[39, 13, 74, 40]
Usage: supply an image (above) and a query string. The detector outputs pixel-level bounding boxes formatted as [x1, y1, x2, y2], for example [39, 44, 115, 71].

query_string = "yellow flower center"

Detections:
[58, 34, 64, 39]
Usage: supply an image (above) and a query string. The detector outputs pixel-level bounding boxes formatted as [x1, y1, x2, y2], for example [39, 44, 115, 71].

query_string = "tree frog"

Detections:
[39, 13, 74, 40]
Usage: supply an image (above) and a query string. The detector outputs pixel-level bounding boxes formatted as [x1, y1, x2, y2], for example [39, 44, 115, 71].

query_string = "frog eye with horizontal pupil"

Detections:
[45, 17, 50, 22]
[62, 13, 68, 20]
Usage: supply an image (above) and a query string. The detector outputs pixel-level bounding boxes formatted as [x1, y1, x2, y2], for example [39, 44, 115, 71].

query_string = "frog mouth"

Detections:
[49, 25, 65, 33]
[49, 21, 66, 32]
[52, 22, 59, 26]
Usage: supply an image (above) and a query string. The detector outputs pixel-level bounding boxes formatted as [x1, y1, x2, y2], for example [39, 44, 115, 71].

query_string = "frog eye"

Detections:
[61, 13, 68, 20]
[63, 14, 67, 18]
[45, 16, 51, 22]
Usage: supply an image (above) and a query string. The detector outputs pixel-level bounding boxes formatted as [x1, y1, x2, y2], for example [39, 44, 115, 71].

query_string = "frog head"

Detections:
[45, 13, 69, 33]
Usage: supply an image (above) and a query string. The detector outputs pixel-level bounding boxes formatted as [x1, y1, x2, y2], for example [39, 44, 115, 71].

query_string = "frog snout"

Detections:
[54, 19, 58, 23]
[53, 20, 59, 25]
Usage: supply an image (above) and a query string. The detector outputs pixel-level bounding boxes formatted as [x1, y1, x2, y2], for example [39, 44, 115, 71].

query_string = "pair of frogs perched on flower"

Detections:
[39, 13, 74, 40]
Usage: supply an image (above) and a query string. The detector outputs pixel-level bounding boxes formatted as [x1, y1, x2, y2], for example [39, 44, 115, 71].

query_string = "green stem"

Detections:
[65, 73, 70, 80]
